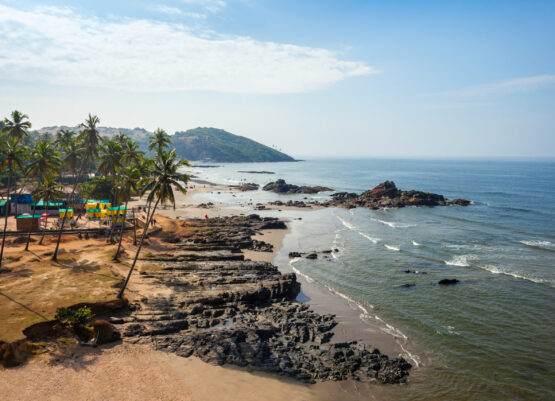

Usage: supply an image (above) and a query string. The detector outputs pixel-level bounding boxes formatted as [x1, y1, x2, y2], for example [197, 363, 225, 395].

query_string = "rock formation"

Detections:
[323, 181, 470, 209]
[263, 179, 333, 194]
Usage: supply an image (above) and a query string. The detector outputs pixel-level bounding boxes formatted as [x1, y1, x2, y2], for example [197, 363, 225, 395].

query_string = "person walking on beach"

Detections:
[205, 214, 208, 220]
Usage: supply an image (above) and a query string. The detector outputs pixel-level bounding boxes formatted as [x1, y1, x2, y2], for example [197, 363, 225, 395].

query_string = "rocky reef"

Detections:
[323, 181, 470, 209]
[263, 179, 333, 194]
[111, 215, 411, 384]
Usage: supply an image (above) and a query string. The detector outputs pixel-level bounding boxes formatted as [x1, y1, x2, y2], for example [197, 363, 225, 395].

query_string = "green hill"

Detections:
[36, 126, 295, 162]
[172, 127, 295, 162]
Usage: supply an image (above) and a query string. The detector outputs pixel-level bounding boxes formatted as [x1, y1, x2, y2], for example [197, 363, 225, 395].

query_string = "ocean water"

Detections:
[188, 159, 555, 400]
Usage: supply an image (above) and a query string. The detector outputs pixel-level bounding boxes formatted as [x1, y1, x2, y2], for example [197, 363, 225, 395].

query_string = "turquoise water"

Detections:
[189, 159, 555, 400]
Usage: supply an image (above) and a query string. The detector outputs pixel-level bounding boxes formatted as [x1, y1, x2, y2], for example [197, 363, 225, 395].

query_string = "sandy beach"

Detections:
[0, 183, 414, 401]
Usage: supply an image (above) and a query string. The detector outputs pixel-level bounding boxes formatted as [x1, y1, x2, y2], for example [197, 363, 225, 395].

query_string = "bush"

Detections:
[55, 306, 94, 341]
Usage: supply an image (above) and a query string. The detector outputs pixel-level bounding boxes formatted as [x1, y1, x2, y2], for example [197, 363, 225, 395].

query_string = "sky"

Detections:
[0, 0, 554, 159]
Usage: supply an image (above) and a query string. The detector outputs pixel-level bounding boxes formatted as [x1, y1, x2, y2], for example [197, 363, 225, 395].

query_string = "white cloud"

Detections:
[152, 5, 184, 15]
[0, 5, 375, 94]
[180, 0, 227, 13]
[442, 75, 555, 98]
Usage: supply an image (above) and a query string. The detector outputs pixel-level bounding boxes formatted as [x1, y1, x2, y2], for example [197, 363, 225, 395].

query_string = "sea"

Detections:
[187, 158, 555, 401]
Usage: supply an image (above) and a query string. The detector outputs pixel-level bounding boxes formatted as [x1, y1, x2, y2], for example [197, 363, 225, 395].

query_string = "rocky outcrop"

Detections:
[323, 181, 470, 209]
[263, 179, 333, 194]
[236, 183, 260, 191]
[112, 215, 411, 385]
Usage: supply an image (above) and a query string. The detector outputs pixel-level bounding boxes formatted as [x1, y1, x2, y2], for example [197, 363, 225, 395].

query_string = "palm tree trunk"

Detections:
[52, 163, 86, 261]
[0, 171, 12, 270]
[117, 197, 159, 299]
[24, 201, 38, 251]
[108, 186, 120, 243]
[132, 207, 137, 246]
[113, 199, 129, 261]
[38, 195, 50, 245]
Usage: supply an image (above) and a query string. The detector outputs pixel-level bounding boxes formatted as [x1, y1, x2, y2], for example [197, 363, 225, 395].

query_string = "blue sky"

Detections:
[0, 0, 554, 158]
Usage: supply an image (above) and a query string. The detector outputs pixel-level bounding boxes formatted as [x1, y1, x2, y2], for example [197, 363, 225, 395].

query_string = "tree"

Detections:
[52, 114, 102, 262]
[148, 128, 172, 154]
[121, 138, 144, 167]
[2, 110, 31, 144]
[55, 129, 75, 147]
[97, 140, 123, 180]
[25, 179, 64, 250]
[35, 181, 65, 246]
[26, 139, 62, 183]
[61, 138, 82, 183]
[118, 149, 189, 298]
[0, 138, 28, 269]
[113, 166, 141, 261]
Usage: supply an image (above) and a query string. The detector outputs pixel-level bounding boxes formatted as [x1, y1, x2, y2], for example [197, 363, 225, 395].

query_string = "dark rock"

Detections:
[438, 279, 460, 285]
[305, 253, 318, 260]
[263, 179, 333, 194]
[323, 181, 470, 210]
[289, 252, 302, 258]
[236, 183, 259, 191]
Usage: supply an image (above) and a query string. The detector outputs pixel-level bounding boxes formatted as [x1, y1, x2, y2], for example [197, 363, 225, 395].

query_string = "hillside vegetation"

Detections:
[37, 126, 294, 162]
[172, 127, 295, 162]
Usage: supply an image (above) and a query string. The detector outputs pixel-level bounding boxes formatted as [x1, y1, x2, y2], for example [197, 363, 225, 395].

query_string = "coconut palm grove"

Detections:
[0, 110, 190, 298]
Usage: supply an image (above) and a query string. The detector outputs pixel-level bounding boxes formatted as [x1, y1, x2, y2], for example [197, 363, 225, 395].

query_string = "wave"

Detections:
[336, 216, 380, 244]
[371, 218, 416, 229]
[337, 216, 357, 230]
[520, 240, 555, 253]
[444, 255, 471, 267]
[384, 244, 400, 252]
[480, 264, 553, 287]
[412, 241, 422, 247]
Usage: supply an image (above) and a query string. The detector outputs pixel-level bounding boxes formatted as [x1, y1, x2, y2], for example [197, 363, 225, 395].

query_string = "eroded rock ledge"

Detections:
[112, 215, 412, 384]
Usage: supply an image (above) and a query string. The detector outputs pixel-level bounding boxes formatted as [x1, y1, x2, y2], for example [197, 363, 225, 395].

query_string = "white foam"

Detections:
[359, 232, 380, 244]
[371, 218, 416, 229]
[384, 244, 400, 252]
[412, 241, 422, 247]
[520, 240, 555, 250]
[291, 266, 315, 283]
[444, 255, 470, 267]
[337, 215, 357, 230]
[336, 216, 380, 244]
[480, 264, 553, 287]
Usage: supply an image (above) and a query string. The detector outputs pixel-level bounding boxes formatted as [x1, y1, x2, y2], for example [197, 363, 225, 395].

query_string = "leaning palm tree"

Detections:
[35, 181, 65, 246]
[113, 166, 141, 261]
[117, 149, 189, 298]
[52, 114, 102, 262]
[0, 138, 28, 269]
[148, 128, 172, 154]
[26, 139, 62, 183]
[24, 179, 64, 250]
[3, 110, 31, 144]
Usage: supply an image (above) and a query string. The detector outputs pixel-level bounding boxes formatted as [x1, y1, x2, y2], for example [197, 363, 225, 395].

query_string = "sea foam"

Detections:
[384, 244, 400, 252]
[444, 255, 471, 267]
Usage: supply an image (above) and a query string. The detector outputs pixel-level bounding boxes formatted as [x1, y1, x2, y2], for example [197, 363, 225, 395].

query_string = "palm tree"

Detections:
[79, 114, 103, 160]
[117, 149, 189, 298]
[52, 114, 102, 261]
[25, 179, 64, 250]
[55, 129, 75, 147]
[148, 128, 172, 154]
[35, 181, 64, 246]
[97, 140, 123, 181]
[114, 131, 129, 146]
[0, 138, 28, 269]
[113, 166, 141, 261]
[121, 138, 144, 167]
[61, 138, 82, 184]
[26, 140, 62, 183]
[2, 110, 31, 144]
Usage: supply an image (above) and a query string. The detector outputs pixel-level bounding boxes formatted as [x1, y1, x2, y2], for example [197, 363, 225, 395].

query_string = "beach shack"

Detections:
[31, 200, 64, 215]
[16, 214, 41, 231]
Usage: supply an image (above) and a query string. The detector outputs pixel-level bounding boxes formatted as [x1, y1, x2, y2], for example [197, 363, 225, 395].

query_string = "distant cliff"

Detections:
[172, 127, 295, 162]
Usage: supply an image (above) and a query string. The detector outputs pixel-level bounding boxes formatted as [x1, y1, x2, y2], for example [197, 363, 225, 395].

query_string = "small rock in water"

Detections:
[289, 252, 302, 258]
[438, 278, 460, 285]
[305, 253, 318, 259]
